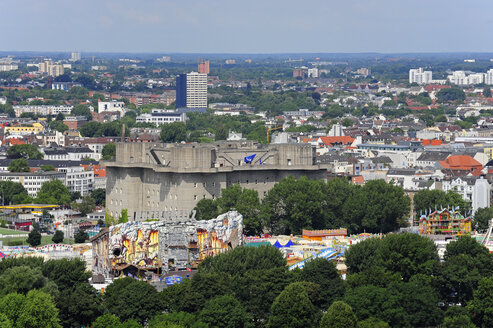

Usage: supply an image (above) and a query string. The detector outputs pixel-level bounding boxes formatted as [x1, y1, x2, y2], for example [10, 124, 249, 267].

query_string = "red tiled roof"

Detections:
[440, 155, 482, 171]
[319, 136, 355, 146]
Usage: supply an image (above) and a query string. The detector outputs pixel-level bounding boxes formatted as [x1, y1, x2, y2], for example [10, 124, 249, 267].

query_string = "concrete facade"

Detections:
[105, 142, 328, 219]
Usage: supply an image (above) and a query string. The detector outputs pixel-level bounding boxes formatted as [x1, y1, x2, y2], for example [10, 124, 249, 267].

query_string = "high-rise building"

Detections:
[70, 52, 81, 62]
[38, 61, 64, 77]
[176, 72, 207, 108]
[486, 69, 493, 85]
[307, 68, 319, 78]
[409, 68, 432, 84]
[198, 59, 210, 74]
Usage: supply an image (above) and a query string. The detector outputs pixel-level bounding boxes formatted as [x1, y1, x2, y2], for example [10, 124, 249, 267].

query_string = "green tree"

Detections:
[26, 229, 41, 247]
[320, 301, 357, 328]
[375, 233, 438, 281]
[40, 164, 56, 171]
[55, 283, 104, 328]
[473, 207, 493, 231]
[16, 290, 62, 328]
[52, 230, 64, 244]
[0, 266, 48, 296]
[75, 195, 96, 216]
[442, 307, 475, 328]
[0, 181, 30, 204]
[148, 312, 207, 328]
[300, 258, 345, 310]
[199, 295, 253, 328]
[0, 293, 25, 327]
[48, 120, 68, 133]
[356, 318, 389, 328]
[74, 230, 89, 243]
[102, 142, 116, 160]
[267, 282, 318, 328]
[71, 104, 93, 120]
[342, 180, 410, 233]
[91, 188, 106, 206]
[468, 276, 493, 327]
[262, 176, 331, 234]
[199, 245, 286, 276]
[436, 87, 466, 103]
[41, 258, 91, 290]
[232, 267, 291, 323]
[216, 185, 262, 235]
[341, 118, 354, 127]
[193, 198, 218, 221]
[80, 121, 101, 137]
[35, 180, 70, 205]
[483, 86, 492, 98]
[345, 238, 383, 274]
[8, 158, 30, 173]
[413, 189, 470, 218]
[0, 313, 12, 328]
[6, 144, 43, 159]
[161, 122, 187, 143]
[93, 314, 121, 328]
[118, 208, 128, 223]
[104, 278, 161, 324]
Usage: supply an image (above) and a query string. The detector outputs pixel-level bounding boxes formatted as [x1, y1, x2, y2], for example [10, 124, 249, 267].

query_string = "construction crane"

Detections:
[267, 126, 282, 143]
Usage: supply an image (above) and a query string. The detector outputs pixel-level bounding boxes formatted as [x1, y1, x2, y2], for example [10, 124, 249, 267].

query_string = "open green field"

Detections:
[0, 228, 29, 235]
[0, 236, 75, 247]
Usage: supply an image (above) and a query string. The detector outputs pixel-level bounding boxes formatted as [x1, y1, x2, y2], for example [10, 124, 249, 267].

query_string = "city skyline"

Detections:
[1, 0, 491, 54]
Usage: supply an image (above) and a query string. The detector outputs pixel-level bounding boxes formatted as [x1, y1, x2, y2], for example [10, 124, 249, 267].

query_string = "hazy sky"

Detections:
[1, 0, 491, 53]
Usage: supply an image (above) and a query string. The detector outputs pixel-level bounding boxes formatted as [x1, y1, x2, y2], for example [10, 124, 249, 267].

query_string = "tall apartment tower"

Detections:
[176, 72, 207, 108]
[39, 61, 64, 77]
[71, 52, 81, 62]
[198, 59, 210, 74]
[409, 68, 432, 85]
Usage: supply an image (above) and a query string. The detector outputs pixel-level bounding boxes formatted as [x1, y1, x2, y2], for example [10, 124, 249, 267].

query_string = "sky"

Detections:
[1, 0, 492, 54]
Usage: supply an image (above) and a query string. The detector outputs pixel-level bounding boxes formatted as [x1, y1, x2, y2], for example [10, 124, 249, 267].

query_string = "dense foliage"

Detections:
[195, 177, 411, 235]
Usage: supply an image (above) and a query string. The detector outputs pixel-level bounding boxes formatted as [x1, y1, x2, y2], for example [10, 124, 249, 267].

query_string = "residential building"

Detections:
[0, 64, 18, 72]
[0, 171, 65, 196]
[198, 59, 210, 74]
[486, 69, 493, 85]
[176, 72, 207, 108]
[5, 123, 44, 135]
[136, 109, 187, 126]
[52, 82, 81, 91]
[473, 177, 491, 214]
[63, 116, 88, 130]
[409, 68, 432, 84]
[13, 105, 72, 117]
[98, 101, 125, 115]
[38, 61, 64, 77]
[307, 68, 319, 78]
[58, 166, 94, 195]
[70, 52, 81, 62]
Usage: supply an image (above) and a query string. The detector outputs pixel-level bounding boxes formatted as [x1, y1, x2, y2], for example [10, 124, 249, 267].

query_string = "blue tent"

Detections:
[273, 240, 282, 248]
[283, 240, 294, 247]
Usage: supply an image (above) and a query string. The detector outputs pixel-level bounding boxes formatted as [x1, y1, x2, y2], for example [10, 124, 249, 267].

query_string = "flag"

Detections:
[244, 154, 256, 164]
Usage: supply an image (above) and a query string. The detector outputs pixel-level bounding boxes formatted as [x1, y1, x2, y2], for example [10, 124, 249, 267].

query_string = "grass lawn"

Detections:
[0, 228, 29, 235]
[0, 236, 75, 247]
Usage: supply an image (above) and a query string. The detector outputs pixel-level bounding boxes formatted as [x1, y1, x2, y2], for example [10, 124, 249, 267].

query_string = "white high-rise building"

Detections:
[473, 177, 491, 214]
[70, 52, 81, 62]
[307, 68, 319, 78]
[486, 69, 493, 85]
[448, 71, 485, 85]
[409, 68, 432, 85]
[176, 72, 207, 108]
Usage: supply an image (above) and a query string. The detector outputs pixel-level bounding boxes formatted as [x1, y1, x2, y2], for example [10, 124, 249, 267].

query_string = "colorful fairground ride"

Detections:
[418, 207, 472, 236]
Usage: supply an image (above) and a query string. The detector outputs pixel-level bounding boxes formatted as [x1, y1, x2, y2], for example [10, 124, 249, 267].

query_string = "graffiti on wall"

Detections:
[196, 211, 243, 261]
[109, 222, 160, 269]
